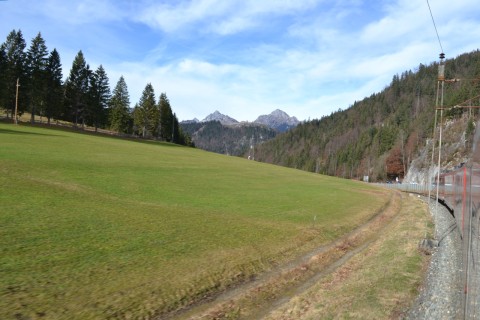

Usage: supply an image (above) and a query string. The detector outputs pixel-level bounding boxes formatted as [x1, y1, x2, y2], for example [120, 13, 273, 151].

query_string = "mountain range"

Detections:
[183, 109, 300, 132]
[179, 109, 299, 156]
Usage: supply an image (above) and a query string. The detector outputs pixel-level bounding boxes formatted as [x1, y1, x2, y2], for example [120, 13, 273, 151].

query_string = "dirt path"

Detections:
[159, 191, 404, 320]
[264, 193, 431, 319]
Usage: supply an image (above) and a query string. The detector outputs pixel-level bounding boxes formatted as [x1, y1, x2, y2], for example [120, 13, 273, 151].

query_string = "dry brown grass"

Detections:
[264, 193, 431, 320]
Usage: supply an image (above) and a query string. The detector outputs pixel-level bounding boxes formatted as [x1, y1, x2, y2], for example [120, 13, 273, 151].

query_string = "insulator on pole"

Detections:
[438, 53, 445, 81]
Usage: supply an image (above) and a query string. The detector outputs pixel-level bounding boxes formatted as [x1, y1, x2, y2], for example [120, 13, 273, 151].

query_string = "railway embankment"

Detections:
[406, 199, 463, 318]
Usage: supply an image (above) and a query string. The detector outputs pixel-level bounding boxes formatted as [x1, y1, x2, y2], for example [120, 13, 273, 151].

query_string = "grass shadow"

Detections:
[1, 123, 183, 148]
[32, 123, 187, 148]
[0, 128, 63, 137]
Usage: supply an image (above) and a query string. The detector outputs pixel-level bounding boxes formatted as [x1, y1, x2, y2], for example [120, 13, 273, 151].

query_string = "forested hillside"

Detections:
[254, 50, 480, 182]
[181, 121, 277, 156]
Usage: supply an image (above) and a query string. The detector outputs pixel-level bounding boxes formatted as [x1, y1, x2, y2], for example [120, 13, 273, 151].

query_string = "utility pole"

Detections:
[435, 52, 445, 219]
[14, 78, 19, 125]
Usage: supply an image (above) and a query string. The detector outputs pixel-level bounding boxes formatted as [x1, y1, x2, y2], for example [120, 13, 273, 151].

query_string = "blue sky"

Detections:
[1, 0, 480, 122]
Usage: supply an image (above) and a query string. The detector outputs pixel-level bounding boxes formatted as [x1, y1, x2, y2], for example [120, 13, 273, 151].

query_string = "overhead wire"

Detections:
[426, 0, 444, 54]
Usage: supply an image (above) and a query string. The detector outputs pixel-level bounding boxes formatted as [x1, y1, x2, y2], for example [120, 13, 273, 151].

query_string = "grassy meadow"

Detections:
[0, 123, 392, 319]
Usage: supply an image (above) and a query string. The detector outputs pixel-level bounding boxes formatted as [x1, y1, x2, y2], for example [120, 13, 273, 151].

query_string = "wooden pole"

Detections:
[14, 78, 19, 125]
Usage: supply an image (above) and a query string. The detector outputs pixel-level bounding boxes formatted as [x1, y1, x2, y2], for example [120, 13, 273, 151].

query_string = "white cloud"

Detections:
[350, 42, 434, 79]
[106, 59, 269, 121]
[2, 0, 480, 122]
[208, 16, 257, 36]
[76, 0, 480, 121]
[35, 0, 126, 25]
[177, 59, 238, 78]
[134, 0, 223, 33]
[134, 0, 322, 35]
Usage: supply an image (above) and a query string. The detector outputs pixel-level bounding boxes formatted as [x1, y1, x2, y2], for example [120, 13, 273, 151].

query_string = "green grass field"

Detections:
[0, 123, 391, 319]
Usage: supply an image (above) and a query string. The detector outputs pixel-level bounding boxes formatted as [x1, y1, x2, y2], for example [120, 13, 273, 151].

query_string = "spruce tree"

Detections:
[2, 29, 27, 119]
[87, 65, 110, 131]
[136, 83, 157, 138]
[64, 51, 89, 126]
[44, 49, 63, 124]
[109, 76, 131, 133]
[26, 32, 49, 123]
[0, 43, 7, 110]
[132, 103, 142, 136]
[172, 112, 179, 143]
[158, 92, 173, 141]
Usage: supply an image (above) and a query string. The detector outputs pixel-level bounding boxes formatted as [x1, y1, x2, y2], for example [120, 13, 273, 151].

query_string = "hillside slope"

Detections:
[0, 123, 392, 319]
[254, 50, 480, 182]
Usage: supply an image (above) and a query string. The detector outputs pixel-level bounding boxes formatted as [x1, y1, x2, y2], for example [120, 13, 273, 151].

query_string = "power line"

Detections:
[426, 0, 444, 54]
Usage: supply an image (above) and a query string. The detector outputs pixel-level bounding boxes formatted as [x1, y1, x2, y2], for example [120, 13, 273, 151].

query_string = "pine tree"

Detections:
[132, 103, 143, 136]
[87, 65, 110, 131]
[109, 76, 131, 133]
[1, 29, 27, 119]
[158, 92, 173, 141]
[136, 83, 157, 138]
[172, 112, 179, 143]
[26, 32, 49, 123]
[64, 51, 89, 126]
[44, 49, 63, 124]
[0, 43, 7, 109]
[171, 113, 192, 146]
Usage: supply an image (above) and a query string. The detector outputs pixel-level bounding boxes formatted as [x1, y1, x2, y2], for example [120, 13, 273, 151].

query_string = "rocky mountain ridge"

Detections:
[202, 111, 239, 125]
[254, 109, 300, 132]
[183, 109, 300, 132]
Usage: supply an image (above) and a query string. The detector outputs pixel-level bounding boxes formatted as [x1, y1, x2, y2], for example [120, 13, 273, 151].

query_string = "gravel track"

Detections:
[406, 200, 463, 319]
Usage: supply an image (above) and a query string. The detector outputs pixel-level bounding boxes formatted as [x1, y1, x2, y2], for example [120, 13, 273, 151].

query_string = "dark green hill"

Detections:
[254, 50, 480, 182]
[180, 120, 277, 156]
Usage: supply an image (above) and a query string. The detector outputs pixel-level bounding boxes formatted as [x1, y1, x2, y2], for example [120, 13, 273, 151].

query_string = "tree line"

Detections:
[0, 29, 192, 146]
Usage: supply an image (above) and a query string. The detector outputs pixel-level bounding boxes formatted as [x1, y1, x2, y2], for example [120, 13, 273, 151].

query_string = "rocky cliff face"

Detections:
[404, 115, 474, 184]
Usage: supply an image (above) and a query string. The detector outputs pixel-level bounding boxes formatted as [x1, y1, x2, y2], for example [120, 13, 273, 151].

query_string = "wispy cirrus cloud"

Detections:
[134, 0, 321, 35]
